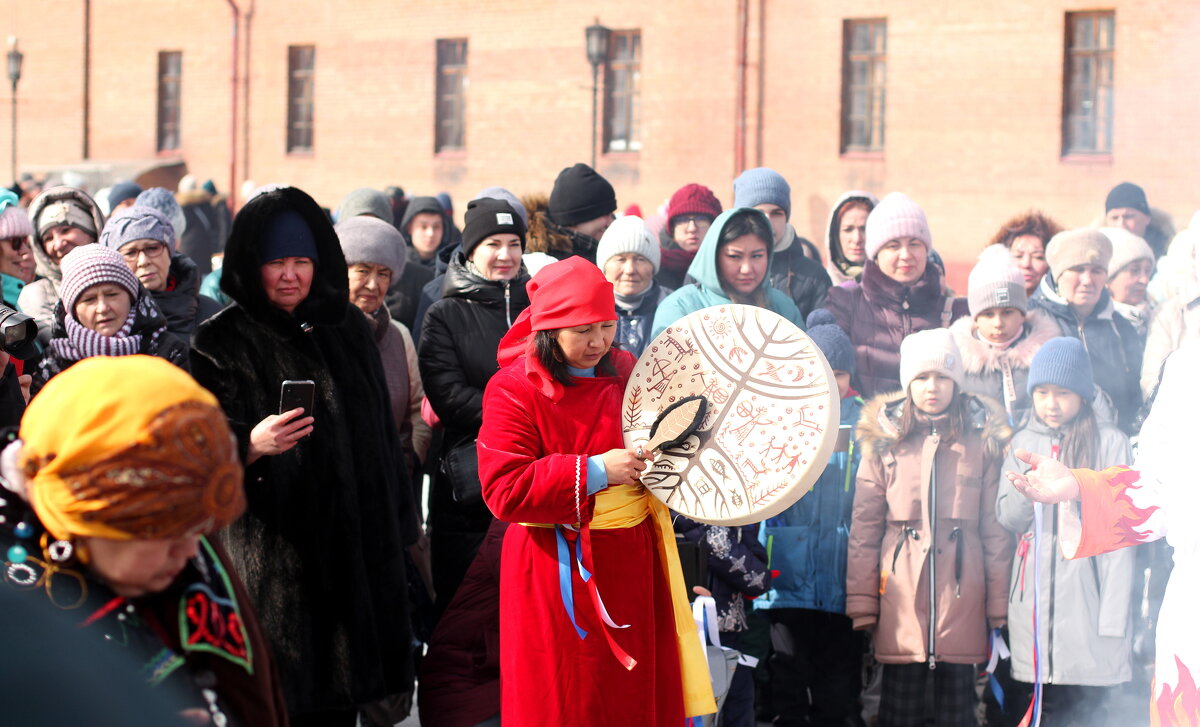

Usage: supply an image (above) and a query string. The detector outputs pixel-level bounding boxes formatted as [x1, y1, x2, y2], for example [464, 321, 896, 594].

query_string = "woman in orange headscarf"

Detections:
[0, 355, 287, 726]
[477, 257, 715, 726]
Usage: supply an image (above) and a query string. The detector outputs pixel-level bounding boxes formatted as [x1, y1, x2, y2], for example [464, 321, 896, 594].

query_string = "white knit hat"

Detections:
[968, 245, 1027, 316]
[865, 192, 932, 260]
[1099, 227, 1154, 276]
[595, 215, 661, 273]
[900, 328, 964, 392]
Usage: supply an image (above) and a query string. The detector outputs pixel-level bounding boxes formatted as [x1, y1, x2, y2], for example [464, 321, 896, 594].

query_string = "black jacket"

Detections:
[178, 189, 223, 276]
[770, 240, 832, 321]
[32, 288, 189, 397]
[152, 253, 224, 335]
[190, 186, 417, 713]
[1028, 283, 1144, 434]
[418, 252, 529, 602]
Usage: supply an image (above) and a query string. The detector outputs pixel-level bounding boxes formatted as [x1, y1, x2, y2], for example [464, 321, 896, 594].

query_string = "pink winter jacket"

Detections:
[846, 391, 1014, 665]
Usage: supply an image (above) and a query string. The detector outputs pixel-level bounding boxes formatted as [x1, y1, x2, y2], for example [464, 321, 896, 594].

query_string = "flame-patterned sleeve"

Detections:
[1060, 346, 1200, 560]
[1059, 465, 1165, 559]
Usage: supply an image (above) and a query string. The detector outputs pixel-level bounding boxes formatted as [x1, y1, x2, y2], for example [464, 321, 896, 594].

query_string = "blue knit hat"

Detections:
[1027, 337, 1094, 401]
[806, 309, 854, 375]
[733, 167, 791, 220]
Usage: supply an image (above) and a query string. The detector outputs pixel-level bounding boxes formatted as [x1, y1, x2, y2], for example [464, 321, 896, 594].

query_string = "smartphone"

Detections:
[279, 380, 316, 417]
[834, 424, 853, 452]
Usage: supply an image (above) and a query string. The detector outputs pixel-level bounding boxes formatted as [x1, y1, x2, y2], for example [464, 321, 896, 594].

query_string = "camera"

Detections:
[0, 304, 38, 360]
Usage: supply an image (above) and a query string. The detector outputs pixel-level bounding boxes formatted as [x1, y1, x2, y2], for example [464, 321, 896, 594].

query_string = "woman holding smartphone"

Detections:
[189, 185, 420, 727]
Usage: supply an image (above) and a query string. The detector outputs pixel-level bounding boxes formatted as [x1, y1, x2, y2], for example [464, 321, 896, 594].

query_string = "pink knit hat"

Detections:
[0, 201, 33, 241]
[865, 192, 932, 260]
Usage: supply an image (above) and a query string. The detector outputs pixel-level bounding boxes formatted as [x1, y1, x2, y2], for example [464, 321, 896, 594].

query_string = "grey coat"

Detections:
[995, 410, 1134, 686]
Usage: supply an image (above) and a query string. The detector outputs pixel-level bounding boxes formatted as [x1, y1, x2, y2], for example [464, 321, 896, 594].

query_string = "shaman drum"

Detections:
[622, 305, 839, 525]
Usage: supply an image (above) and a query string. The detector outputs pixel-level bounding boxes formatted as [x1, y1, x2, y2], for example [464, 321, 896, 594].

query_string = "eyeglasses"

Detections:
[674, 214, 713, 228]
[2, 237, 27, 252]
[119, 241, 168, 262]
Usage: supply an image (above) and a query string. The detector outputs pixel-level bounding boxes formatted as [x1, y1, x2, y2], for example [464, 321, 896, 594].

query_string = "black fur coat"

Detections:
[190, 186, 417, 714]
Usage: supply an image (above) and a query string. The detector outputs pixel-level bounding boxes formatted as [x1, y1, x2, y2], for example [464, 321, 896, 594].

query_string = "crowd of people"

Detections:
[0, 164, 1194, 727]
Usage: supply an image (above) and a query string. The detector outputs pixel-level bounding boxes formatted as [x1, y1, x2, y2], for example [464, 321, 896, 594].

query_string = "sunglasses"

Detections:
[2, 237, 27, 252]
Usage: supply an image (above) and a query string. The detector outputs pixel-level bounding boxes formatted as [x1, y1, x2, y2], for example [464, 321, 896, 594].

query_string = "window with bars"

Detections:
[287, 45, 315, 153]
[840, 19, 887, 153]
[156, 51, 182, 152]
[1063, 11, 1114, 155]
[435, 39, 468, 152]
[604, 30, 641, 152]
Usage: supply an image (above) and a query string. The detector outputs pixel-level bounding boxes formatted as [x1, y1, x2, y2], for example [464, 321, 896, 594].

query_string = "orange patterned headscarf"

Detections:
[18, 355, 245, 541]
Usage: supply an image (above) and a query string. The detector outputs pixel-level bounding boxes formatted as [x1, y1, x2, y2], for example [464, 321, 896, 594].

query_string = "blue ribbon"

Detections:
[555, 525, 588, 640]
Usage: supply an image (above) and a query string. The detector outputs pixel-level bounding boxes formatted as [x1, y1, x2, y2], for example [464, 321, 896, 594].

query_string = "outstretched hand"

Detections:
[1006, 449, 1080, 504]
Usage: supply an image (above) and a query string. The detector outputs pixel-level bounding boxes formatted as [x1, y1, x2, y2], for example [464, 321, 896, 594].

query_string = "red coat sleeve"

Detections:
[477, 370, 592, 526]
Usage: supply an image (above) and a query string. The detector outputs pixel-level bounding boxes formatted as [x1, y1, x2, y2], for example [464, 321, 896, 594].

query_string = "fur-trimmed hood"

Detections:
[856, 389, 1012, 461]
[218, 185, 349, 331]
[949, 308, 1060, 375]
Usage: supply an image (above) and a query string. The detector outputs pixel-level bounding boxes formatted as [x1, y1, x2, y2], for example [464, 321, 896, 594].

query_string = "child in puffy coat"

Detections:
[756, 310, 865, 726]
[950, 246, 1059, 426]
[847, 328, 1014, 727]
[995, 337, 1134, 724]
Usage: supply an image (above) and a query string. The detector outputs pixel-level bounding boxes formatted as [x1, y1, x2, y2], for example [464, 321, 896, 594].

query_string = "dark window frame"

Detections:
[840, 18, 887, 154]
[287, 45, 316, 154]
[1062, 10, 1115, 156]
[435, 38, 468, 153]
[156, 51, 182, 152]
[603, 29, 642, 153]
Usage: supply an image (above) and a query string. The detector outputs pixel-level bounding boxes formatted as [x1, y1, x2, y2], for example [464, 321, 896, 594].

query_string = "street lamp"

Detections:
[585, 21, 610, 169]
[7, 38, 22, 185]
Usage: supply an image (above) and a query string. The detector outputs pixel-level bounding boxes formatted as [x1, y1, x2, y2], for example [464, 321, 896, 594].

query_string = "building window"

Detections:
[156, 51, 182, 152]
[435, 39, 468, 152]
[840, 19, 886, 153]
[604, 30, 641, 152]
[287, 45, 315, 153]
[1063, 11, 1114, 155]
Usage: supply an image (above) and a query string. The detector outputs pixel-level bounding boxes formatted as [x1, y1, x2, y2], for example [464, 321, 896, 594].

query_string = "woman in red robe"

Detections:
[477, 256, 714, 725]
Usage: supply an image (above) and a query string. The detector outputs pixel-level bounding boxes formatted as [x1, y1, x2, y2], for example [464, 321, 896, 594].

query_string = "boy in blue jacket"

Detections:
[756, 309, 864, 727]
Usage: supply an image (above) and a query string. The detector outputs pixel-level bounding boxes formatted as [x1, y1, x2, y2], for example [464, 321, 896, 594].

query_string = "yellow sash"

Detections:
[526, 484, 717, 717]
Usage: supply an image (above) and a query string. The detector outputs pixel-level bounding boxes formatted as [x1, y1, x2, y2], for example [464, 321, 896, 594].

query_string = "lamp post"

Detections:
[585, 21, 610, 169]
[7, 38, 22, 185]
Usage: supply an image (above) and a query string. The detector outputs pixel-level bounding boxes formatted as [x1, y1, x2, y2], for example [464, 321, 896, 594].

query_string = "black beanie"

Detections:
[1105, 182, 1150, 215]
[463, 198, 526, 258]
[547, 163, 617, 227]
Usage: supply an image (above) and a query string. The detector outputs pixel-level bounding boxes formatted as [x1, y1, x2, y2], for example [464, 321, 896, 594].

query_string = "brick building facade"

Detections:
[2, 0, 1197, 284]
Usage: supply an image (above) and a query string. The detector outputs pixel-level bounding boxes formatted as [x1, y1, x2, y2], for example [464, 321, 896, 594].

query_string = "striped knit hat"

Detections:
[60, 245, 140, 316]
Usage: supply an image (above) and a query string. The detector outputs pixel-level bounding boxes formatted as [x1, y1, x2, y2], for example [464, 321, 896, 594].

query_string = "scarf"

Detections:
[49, 305, 141, 361]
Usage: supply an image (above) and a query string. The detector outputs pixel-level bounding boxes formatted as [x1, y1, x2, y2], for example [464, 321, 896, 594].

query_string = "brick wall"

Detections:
[3, 0, 1197, 288]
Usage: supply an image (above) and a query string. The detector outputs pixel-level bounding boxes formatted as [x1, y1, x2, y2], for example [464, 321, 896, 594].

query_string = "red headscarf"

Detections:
[497, 257, 617, 400]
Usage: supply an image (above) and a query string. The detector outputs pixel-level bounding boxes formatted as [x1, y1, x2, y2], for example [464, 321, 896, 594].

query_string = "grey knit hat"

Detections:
[335, 216, 405, 275]
[337, 188, 395, 226]
[968, 245, 1027, 316]
[595, 215, 660, 273]
[1099, 227, 1154, 276]
[135, 188, 187, 241]
[733, 167, 791, 220]
[99, 205, 177, 255]
[30, 186, 105, 242]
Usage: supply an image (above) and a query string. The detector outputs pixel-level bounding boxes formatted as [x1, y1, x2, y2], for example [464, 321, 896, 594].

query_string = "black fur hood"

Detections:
[218, 186, 348, 330]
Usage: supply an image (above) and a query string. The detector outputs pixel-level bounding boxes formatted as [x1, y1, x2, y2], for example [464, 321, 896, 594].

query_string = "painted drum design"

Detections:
[623, 304, 839, 525]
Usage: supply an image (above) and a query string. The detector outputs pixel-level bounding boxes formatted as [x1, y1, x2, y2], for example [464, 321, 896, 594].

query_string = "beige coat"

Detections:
[1141, 288, 1200, 399]
[847, 391, 1014, 665]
